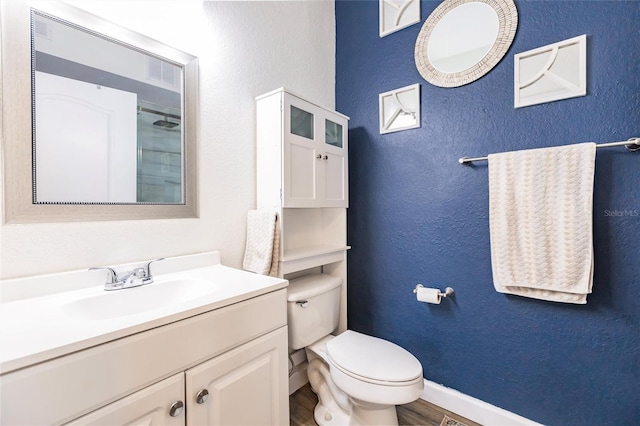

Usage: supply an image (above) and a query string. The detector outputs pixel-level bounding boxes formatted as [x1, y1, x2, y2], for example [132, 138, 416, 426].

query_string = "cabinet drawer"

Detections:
[0, 289, 286, 425]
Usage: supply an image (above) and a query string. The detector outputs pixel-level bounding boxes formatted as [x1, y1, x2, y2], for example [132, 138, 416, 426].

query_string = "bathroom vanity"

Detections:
[0, 252, 289, 425]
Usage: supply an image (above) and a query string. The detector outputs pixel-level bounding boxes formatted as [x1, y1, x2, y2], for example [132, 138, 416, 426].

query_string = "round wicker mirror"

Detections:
[415, 0, 518, 88]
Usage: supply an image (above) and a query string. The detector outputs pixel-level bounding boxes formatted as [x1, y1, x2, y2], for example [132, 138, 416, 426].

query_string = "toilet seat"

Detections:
[326, 330, 423, 384]
[329, 359, 424, 387]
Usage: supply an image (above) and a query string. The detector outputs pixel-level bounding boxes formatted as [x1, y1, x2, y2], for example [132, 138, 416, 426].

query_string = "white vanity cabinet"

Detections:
[257, 88, 349, 209]
[0, 289, 289, 425]
[68, 328, 288, 426]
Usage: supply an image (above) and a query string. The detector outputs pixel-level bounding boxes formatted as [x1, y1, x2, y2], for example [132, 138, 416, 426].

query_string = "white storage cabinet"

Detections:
[256, 88, 350, 334]
[257, 88, 349, 209]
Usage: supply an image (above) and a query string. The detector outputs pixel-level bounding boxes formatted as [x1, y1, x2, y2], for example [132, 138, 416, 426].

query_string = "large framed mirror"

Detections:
[1, 1, 198, 223]
[414, 0, 518, 88]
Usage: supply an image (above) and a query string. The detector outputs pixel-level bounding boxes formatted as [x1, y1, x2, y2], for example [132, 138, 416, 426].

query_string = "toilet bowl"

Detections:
[287, 274, 424, 426]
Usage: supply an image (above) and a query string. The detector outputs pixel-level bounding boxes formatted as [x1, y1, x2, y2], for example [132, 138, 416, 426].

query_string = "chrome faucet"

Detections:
[90, 258, 165, 291]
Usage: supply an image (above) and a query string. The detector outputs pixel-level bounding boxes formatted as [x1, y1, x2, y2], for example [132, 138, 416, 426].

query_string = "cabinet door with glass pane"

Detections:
[282, 94, 322, 207]
[322, 114, 348, 207]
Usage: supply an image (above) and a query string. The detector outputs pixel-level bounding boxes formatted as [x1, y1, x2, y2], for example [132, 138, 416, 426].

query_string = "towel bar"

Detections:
[459, 137, 640, 164]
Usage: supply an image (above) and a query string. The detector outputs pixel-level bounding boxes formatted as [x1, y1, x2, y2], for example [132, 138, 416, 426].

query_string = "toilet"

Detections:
[287, 274, 424, 426]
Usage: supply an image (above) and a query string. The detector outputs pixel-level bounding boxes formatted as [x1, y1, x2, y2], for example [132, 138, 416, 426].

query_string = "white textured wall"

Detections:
[0, 0, 336, 279]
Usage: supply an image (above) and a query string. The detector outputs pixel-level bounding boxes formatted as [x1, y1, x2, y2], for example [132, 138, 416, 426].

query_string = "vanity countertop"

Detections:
[0, 253, 287, 374]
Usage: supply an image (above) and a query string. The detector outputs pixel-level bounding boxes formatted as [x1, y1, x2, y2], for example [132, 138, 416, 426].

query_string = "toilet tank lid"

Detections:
[287, 274, 342, 302]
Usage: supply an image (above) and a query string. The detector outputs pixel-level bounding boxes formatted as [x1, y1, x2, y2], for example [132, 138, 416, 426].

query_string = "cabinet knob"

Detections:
[323, 155, 328, 160]
[196, 388, 210, 404]
[169, 400, 184, 417]
[316, 154, 322, 160]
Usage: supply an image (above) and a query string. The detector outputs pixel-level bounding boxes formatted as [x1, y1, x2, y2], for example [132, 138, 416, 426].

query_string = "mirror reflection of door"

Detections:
[35, 71, 137, 203]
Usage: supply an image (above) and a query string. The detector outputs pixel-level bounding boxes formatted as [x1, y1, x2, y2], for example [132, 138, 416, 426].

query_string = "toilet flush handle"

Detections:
[296, 300, 309, 308]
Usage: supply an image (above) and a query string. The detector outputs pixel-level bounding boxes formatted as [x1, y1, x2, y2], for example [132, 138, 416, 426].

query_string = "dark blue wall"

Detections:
[336, 1, 640, 424]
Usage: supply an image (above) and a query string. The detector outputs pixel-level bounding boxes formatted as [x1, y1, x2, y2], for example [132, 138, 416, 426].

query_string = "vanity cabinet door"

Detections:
[185, 326, 288, 426]
[66, 373, 185, 426]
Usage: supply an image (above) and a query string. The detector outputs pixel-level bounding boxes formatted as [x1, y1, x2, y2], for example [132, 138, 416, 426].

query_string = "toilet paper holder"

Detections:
[413, 284, 454, 298]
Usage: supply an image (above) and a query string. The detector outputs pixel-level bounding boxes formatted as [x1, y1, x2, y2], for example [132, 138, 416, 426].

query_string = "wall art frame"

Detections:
[379, 83, 421, 134]
[379, 0, 420, 38]
[514, 34, 587, 108]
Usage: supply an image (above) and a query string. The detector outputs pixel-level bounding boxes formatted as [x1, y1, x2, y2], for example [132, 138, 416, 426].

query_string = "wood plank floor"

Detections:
[290, 383, 481, 426]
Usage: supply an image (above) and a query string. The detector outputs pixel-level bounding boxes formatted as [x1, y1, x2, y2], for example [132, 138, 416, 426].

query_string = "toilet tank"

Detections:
[287, 274, 342, 350]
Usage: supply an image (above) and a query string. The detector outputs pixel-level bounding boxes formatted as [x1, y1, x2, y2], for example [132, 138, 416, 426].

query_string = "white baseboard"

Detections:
[289, 370, 309, 395]
[420, 379, 542, 426]
[289, 360, 310, 395]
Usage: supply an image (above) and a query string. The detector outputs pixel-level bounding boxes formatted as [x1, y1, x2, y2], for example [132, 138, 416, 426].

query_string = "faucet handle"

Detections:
[131, 267, 147, 279]
[89, 267, 120, 284]
[144, 258, 165, 277]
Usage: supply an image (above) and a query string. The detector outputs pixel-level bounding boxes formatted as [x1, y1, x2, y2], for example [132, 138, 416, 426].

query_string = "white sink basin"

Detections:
[62, 278, 218, 320]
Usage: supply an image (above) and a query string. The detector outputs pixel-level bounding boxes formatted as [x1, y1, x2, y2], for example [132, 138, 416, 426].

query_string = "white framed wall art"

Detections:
[379, 0, 420, 37]
[514, 34, 587, 108]
[379, 83, 420, 134]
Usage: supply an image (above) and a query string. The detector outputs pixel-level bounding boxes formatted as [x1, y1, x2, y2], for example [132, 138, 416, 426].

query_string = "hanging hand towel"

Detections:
[243, 210, 279, 277]
[488, 142, 596, 304]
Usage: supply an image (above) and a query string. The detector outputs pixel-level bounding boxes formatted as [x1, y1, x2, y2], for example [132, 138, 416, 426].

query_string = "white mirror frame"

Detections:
[415, 0, 518, 88]
[1, 1, 199, 223]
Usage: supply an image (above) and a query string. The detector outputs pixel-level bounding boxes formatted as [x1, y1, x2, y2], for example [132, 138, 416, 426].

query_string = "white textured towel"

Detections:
[488, 142, 596, 304]
[243, 210, 279, 277]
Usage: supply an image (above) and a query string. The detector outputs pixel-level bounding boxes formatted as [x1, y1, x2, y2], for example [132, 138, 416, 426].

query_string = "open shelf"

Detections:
[281, 245, 350, 275]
